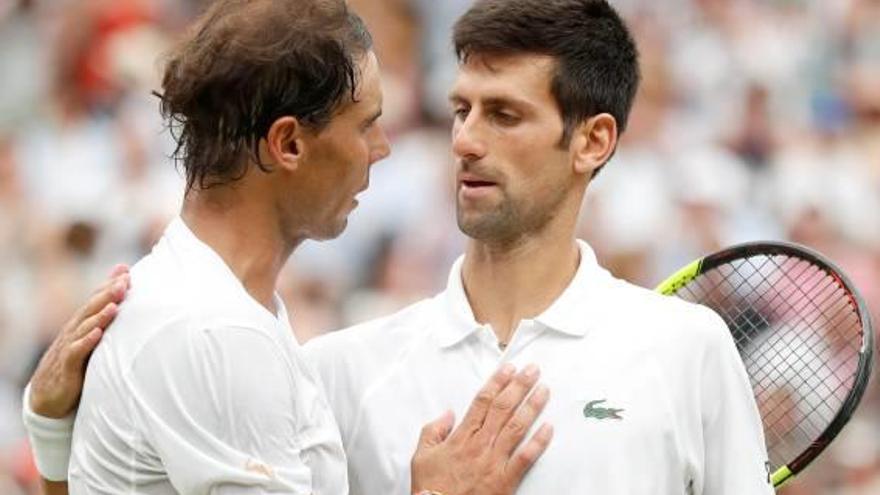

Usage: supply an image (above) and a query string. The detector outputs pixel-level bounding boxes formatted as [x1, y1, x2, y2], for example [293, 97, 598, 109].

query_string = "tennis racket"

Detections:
[654, 241, 874, 488]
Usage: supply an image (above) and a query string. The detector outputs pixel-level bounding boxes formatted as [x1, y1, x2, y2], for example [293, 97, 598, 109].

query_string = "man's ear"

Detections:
[265, 116, 305, 172]
[569, 113, 618, 176]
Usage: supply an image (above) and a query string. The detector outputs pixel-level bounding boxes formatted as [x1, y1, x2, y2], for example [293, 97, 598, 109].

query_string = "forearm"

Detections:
[40, 479, 69, 495]
[22, 267, 129, 492]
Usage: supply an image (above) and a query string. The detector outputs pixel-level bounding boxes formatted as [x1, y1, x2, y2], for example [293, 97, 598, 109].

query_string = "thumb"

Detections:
[417, 410, 455, 449]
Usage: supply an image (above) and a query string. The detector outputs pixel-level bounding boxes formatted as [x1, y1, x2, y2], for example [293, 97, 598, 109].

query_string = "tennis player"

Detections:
[25, 0, 772, 494]
[307, 1, 774, 493]
[20, 0, 551, 494]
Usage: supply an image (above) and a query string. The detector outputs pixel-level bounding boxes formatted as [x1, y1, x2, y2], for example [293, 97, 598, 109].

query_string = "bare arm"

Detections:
[25, 265, 130, 494]
[41, 480, 71, 495]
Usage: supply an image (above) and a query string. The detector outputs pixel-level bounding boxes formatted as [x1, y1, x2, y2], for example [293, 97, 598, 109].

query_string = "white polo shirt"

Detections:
[304, 240, 774, 495]
[69, 218, 347, 494]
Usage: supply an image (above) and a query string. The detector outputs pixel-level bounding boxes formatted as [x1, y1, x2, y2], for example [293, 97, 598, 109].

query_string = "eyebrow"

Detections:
[448, 93, 533, 111]
[364, 107, 382, 124]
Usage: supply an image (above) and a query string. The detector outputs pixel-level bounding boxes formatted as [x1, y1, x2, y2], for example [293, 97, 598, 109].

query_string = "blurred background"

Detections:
[0, 0, 879, 492]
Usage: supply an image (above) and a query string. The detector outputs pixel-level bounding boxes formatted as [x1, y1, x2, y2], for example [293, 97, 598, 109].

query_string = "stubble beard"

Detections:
[457, 199, 519, 243]
[456, 184, 570, 246]
[457, 195, 550, 246]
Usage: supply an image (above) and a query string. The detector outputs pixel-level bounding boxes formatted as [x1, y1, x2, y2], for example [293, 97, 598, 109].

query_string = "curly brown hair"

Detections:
[156, 0, 372, 191]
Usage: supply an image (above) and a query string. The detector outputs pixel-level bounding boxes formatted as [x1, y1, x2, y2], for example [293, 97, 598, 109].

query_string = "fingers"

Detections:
[87, 265, 130, 301]
[477, 364, 540, 443]
[506, 423, 554, 482]
[408, 365, 554, 495]
[70, 302, 118, 342]
[416, 410, 455, 450]
[73, 279, 127, 332]
[493, 384, 550, 455]
[452, 363, 516, 440]
[109, 264, 129, 278]
[96, 274, 130, 301]
[66, 327, 104, 370]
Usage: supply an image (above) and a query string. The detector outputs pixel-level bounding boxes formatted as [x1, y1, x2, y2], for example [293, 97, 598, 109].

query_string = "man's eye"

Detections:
[362, 118, 378, 131]
[492, 111, 519, 125]
[453, 107, 470, 120]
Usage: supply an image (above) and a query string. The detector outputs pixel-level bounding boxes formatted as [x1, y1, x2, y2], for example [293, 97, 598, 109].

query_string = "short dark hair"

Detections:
[157, 0, 372, 191]
[453, 0, 639, 171]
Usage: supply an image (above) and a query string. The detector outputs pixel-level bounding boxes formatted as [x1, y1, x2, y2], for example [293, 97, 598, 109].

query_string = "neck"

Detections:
[181, 187, 300, 313]
[461, 223, 580, 345]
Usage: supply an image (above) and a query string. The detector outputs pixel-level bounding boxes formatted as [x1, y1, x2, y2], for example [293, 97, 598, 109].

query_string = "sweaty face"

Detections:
[449, 53, 575, 244]
[293, 51, 390, 240]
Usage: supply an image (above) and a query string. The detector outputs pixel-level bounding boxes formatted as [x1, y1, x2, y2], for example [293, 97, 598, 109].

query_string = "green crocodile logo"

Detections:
[583, 399, 624, 420]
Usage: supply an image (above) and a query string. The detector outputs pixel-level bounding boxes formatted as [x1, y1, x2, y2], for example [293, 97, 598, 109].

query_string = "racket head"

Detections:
[655, 241, 874, 488]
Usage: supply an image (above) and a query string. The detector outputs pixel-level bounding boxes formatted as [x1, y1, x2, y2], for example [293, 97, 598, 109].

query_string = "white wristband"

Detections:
[21, 383, 75, 481]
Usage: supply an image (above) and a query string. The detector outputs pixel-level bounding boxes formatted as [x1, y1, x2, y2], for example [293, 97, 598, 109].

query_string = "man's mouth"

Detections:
[461, 179, 497, 189]
[458, 174, 500, 201]
[458, 171, 499, 189]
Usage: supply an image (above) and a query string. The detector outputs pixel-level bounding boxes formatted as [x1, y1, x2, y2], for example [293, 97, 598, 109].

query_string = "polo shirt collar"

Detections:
[435, 240, 611, 348]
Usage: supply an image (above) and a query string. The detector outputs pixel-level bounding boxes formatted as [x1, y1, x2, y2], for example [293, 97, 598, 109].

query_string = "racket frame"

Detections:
[654, 241, 874, 488]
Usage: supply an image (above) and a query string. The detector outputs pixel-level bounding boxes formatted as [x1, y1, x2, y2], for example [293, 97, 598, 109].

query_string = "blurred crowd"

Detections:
[1, 0, 879, 493]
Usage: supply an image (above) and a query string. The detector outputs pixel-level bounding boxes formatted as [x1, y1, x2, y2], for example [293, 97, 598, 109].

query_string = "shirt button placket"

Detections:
[477, 325, 504, 375]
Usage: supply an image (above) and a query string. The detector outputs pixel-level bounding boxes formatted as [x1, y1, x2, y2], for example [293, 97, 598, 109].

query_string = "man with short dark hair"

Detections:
[306, 1, 774, 493]
[21, 1, 551, 494]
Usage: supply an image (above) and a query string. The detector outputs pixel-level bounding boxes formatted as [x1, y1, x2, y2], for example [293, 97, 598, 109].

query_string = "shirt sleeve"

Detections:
[129, 324, 314, 494]
[699, 309, 775, 495]
[301, 336, 345, 435]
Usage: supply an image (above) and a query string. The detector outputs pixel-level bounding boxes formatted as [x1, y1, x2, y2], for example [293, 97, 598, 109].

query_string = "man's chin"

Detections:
[303, 216, 349, 243]
[323, 218, 349, 241]
[457, 207, 527, 243]
[457, 215, 499, 241]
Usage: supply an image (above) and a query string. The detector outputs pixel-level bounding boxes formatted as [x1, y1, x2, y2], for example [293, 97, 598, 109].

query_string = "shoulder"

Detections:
[120, 261, 293, 381]
[304, 296, 437, 363]
[598, 276, 731, 354]
[301, 296, 439, 408]
[596, 278, 746, 409]
[119, 253, 281, 341]
[130, 321, 299, 418]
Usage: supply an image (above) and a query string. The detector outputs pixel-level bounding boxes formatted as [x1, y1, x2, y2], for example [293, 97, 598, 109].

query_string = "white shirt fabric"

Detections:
[304, 240, 774, 495]
[69, 218, 347, 494]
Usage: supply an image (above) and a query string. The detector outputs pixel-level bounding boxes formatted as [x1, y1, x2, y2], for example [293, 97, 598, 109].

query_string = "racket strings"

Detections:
[727, 259, 858, 463]
[674, 253, 863, 471]
[726, 274, 858, 465]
